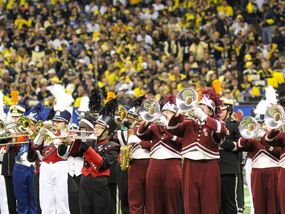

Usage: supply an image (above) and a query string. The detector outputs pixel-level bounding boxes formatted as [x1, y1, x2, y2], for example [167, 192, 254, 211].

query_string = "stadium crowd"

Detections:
[0, 0, 284, 107]
[0, 1, 284, 214]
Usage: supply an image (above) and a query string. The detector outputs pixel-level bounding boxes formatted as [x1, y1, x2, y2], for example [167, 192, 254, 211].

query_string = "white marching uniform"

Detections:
[34, 129, 70, 214]
[0, 147, 9, 214]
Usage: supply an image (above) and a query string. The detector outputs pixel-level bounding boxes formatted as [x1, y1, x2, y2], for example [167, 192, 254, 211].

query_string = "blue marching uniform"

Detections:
[13, 137, 37, 214]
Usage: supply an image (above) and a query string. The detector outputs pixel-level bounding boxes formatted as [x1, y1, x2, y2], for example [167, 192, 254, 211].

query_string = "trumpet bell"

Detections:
[265, 104, 285, 129]
[176, 88, 198, 112]
[17, 116, 31, 132]
[0, 120, 5, 132]
[239, 116, 259, 139]
[139, 99, 160, 122]
[116, 105, 127, 123]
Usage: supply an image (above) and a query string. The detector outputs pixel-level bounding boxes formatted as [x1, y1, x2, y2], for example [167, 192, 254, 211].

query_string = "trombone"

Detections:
[0, 116, 44, 140]
[0, 140, 31, 146]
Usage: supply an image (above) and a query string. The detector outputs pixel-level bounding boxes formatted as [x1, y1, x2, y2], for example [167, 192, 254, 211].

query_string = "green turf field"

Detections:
[244, 185, 251, 214]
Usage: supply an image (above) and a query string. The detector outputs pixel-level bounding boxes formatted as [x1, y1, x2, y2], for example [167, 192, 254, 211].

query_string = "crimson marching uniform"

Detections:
[264, 130, 285, 213]
[238, 137, 280, 214]
[137, 123, 183, 214]
[168, 88, 227, 214]
[127, 134, 151, 214]
[168, 116, 227, 214]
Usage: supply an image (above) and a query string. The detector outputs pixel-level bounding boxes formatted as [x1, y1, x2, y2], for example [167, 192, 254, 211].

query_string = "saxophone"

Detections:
[119, 145, 132, 171]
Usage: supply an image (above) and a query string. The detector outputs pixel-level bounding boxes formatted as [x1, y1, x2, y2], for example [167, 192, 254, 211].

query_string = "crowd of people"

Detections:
[0, 0, 283, 109]
[0, 0, 284, 214]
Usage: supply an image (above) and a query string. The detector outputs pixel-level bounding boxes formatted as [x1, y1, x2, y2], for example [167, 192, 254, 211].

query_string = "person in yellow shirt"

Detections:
[113, 19, 128, 35]
[217, 1, 233, 17]
[189, 37, 208, 62]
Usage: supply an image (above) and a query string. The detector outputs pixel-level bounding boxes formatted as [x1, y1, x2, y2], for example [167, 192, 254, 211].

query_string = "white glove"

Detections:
[0, 147, 5, 162]
[192, 108, 207, 122]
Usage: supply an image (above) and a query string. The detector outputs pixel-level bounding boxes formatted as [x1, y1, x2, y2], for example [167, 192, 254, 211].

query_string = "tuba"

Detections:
[119, 145, 132, 171]
[265, 104, 285, 130]
[238, 116, 261, 139]
[176, 88, 198, 112]
[139, 99, 160, 122]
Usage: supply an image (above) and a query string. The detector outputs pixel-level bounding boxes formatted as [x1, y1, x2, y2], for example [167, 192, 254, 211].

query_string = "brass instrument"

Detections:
[119, 145, 132, 171]
[176, 88, 198, 112]
[265, 104, 285, 130]
[0, 134, 31, 140]
[0, 116, 35, 140]
[42, 125, 70, 145]
[139, 99, 161, 122]
[41, 125, 96, 145]
[116, 105, 128, 124]
[238, 116, 262, 139]
[0, 140, 30, 146]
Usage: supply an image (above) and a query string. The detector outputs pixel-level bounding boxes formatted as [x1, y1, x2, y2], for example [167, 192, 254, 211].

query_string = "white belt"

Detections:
[16, 160, 34, 168]
[279, 158, 285, 169]
[150, 145, 181, 160]
[252, 154, 279, 169]
[182, 145, 219, 160]
[132, 148, 150, 159]
[182, 150, 219, 160]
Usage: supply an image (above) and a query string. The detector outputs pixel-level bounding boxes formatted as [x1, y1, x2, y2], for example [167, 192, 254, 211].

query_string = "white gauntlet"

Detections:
[193, 108, 207, 122]
[34, 127, 46, 146]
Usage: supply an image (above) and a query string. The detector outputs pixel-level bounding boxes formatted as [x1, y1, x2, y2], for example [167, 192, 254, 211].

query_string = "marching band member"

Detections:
[33, 109, 72, 214]
[219, 98, 242, 214]
[137, 96, 183, 214]
[263, 102, 285, 213]
[0, 145, 8, 214]
[12, 103, 46, 214]
[264, 128, 285, 213]
[78, 100, 120, 214]
[0, 90, 8, 214]
[2, 97, 26, 214]
[116, 114, 131, 214]
[57, 114, 97, 214]
[238, 118, 280, 214]
[168, 88, 227, 214]
[119, 96, 151, 214]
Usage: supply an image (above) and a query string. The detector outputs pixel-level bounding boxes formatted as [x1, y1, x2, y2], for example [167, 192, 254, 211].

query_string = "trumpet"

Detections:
[239, 116, 263, 139]
[265, 104, 285, 130]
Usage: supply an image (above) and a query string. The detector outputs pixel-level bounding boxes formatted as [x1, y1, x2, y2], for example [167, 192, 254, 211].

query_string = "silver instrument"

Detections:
[176, 88, 198, 112]
[239, 116, 262, 139]
[265, 104, 285, 130]
[139, 99, 161, 122]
